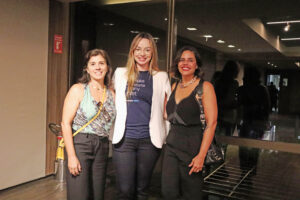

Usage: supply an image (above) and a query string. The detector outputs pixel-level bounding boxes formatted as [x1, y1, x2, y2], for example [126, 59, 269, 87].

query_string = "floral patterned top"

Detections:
[72, 84, 116, 137]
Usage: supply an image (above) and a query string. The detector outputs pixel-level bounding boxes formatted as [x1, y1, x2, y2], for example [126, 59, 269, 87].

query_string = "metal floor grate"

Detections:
[203, 161, 300, 200]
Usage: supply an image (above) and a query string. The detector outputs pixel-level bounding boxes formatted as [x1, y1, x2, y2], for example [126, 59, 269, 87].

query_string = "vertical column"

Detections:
[166, 0, 176, 73]
[46, 0, 70, 175]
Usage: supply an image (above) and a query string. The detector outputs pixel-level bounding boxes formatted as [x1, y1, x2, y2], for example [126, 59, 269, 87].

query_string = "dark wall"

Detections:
[70, 2, 168, 85]
[95, 9, 168, 72]
[278, 70, 300, 114]
[70, 3, 98, 84]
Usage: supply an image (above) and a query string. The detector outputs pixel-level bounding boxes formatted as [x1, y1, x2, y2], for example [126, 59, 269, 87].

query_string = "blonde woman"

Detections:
[61, 49, 116, 200]
[112, 32, 171, 200]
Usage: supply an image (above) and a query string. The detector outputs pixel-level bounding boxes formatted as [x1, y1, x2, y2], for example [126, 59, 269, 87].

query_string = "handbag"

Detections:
[195, 80, 224, 165]
[56, 87, 106, 160]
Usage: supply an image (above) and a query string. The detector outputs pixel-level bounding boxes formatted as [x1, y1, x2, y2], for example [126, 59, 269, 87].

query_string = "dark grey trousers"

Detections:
[162, 144, 203, 200]
[65, 133, 109, 200]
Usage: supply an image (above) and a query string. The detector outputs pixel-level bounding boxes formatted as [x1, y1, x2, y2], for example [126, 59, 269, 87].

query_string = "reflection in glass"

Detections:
[214, 60, 239, 137]
[175, 0, 300, 144]
[237, 67, 270, 140]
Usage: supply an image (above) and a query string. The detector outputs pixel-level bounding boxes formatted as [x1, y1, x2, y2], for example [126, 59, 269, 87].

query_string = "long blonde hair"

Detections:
[126, 32, 159, 97]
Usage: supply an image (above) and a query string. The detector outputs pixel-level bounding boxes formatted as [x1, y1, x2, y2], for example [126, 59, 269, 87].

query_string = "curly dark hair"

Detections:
[78, 49, 112, 87]
[171, 46, 203, 80]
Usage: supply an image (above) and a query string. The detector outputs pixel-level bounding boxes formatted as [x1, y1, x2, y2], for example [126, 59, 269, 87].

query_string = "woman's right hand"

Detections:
[68, 155, 81, 176]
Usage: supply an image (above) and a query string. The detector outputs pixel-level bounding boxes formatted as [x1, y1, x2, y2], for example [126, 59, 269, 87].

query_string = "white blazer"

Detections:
[112, 67, 171, 148]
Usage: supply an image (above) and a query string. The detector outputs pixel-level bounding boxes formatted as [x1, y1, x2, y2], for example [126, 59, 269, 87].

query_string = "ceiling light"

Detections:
[274, 65, 278, 68]
[103, 22, 114, 26]
[153, 37, 160, 43]
[267, 20, 300, 24]
[100, 0, 150, 5]
[228, 45, 235, 48]
[237, 49, 242, 51]
[267, 62, 271, 64]
[164, 18, 168, 21]
[202, 35, 213, 42]
[284, 23, 290, 32]
[217, 40, 225, 43]
[281, 37, 300, 41]
[203, 35, 213, 38]
[187, 27, 197, 31]
[295, 62, 300, 67]
[130, 30, 139, 34]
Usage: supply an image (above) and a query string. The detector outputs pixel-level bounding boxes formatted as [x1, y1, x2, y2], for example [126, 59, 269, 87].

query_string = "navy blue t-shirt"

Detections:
[125, 71, 153, 138]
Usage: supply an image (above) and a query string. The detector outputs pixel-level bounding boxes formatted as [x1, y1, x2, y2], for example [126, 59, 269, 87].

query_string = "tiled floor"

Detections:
[1, 146, 300, 200]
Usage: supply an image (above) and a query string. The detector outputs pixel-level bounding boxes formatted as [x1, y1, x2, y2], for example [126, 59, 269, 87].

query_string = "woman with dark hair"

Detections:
[112, 32, 171, 200]
[162, 46, 218, 200]
[61, 49, 116, 200]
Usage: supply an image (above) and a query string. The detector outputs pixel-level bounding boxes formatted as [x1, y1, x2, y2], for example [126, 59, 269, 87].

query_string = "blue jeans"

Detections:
[113, 137, 161, 200]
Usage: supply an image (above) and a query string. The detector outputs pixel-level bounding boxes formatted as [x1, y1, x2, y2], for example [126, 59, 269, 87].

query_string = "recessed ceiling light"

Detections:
[267, 62, 271, 64]
[101, 0, 151, 5]
[130, 30, 139, 34]
[153, 37, 160, 43]
[202, 35, 213, 42]
[187, 27, 197, 31]
[267, 20, 300, 24]
[228, 45, 235, 48]
[164, 18, 168, 21]
[274, 65, 278, 68]
[103, 22, 114, 26]
[217, 40, 225, 43]
[237, 49, 242, 51]
[281, 37, 300, 41]
[203, 35, 213, 38]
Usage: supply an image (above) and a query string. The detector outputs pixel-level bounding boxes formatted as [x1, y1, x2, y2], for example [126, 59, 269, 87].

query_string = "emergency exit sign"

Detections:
[54, 34, 63, 54]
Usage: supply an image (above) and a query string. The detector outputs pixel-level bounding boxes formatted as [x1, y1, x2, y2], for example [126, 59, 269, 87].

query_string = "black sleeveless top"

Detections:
[166, 82, 201, 126]
[165, 81, 204, 161]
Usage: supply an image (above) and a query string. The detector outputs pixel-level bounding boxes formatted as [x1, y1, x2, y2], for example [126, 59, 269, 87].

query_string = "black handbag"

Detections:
[195, 80, 225, 165]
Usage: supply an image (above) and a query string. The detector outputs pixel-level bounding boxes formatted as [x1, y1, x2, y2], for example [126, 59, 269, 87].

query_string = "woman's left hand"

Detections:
[188, 155, 205, 175]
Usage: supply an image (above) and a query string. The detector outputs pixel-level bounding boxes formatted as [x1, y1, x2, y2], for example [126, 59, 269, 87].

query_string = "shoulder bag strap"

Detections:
[59, 87, 106, 147]
[194, 79, 206, 131]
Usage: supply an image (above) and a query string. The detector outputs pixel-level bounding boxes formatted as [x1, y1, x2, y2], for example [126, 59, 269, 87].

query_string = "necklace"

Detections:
[179, 76, 197, 88]
[91, 84, 104, 91]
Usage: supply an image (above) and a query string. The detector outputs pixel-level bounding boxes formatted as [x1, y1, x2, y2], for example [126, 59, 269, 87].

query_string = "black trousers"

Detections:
[162, 144, 203, 200]
[65, 133, 109, 200]
[113, 137, 161, 200]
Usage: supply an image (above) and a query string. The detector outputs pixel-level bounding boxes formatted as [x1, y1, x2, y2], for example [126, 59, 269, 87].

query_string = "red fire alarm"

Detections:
[54, 34, 63, 54]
